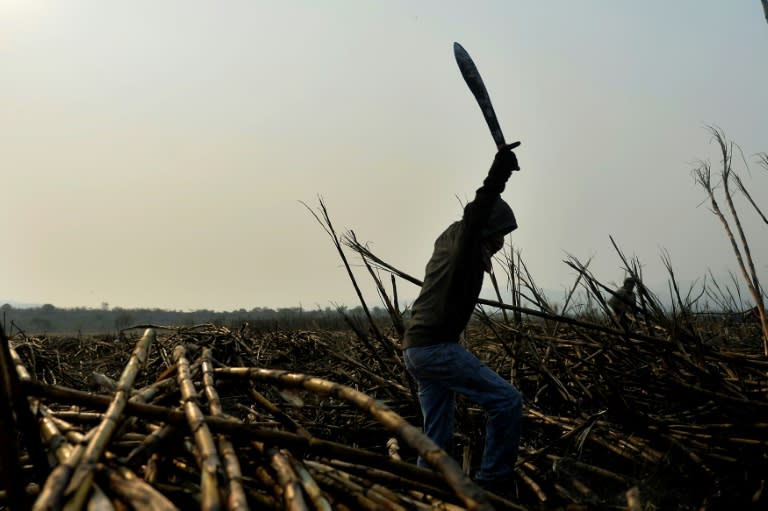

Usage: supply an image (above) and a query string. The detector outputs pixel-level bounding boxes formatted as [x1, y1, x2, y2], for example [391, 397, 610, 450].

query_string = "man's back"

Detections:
[404, 221, 484, 348]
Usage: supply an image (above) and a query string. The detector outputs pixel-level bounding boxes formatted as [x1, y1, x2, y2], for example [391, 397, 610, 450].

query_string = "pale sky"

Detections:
[2, 1, 767, 312]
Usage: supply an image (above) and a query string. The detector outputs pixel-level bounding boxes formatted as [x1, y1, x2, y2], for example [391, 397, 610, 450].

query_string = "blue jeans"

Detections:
[404, 343, 522, 482]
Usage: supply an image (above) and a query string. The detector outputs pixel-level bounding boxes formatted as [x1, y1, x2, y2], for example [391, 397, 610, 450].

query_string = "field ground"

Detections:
[2, 313, 767, 510]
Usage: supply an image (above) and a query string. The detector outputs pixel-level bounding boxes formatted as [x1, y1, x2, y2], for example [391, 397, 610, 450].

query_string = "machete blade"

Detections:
[454, 42, 518, 150]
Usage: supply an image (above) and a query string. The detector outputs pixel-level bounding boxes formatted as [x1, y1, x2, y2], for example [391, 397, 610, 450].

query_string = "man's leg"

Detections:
[414, 377, 456, 468]
[404, 345, 457, 469]
[439, 344, 522, 483]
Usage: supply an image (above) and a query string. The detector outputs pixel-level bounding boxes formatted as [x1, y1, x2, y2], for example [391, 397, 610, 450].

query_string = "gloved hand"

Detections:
[491, 146, 520, 173]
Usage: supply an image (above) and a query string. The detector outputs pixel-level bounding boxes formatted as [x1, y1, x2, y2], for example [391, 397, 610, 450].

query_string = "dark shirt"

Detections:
[403, 162, 516, 349]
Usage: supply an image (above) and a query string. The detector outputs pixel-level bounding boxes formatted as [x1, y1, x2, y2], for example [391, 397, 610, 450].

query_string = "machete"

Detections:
[453, 42, 520, 151]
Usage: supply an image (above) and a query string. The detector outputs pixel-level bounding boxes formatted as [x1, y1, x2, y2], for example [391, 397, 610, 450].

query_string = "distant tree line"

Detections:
[0, 303, 392, 336]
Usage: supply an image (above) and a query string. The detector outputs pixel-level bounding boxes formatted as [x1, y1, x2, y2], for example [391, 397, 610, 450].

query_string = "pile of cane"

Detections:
[1, 326, 514, 511]
[474, 315, 768, 510]
[1, 316, 767, 510]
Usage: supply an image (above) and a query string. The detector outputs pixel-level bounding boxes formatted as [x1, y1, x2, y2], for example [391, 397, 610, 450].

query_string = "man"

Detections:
[402, 146, 523, 493]
[608, 277, 637, 330]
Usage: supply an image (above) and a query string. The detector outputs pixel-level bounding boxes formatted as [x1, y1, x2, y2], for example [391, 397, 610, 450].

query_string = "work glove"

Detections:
[491, 144, 520, 173]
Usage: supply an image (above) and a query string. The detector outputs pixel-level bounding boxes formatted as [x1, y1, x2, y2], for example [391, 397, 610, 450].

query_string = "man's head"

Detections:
[480, 198, 517, 272]
[481, 198, 517, 239]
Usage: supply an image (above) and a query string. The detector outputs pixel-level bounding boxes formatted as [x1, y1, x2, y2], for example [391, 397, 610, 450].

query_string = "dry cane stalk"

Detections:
[333, 468, 480, 511]
[308, 471, 380, 511]
[265, 445, 309, 511]
[251, 463, 282, 504]
[320, 463, 409, 511]
[714, 136, 768, 351]
[248, 385, 312, 438]
[174, 345, 223, 511]
[334, 468, 409, 510]
[306, 464, 404, 511]
[23, 378, 447, 483]
[302, 198, 392, 367]
[694, 130, 768, 355]
[39, 401, 179, 511]
[33, 407, 101, 511]
[216, 367, 494, 511]
[318, 459, 466, 508]
[201, 347, 250, 511]
[243, 379, 326, 509]
[719, 159, 768, 352]
[44, 407, 178, 511]
[25, 331, 154, 511]
[241, 422, 312, 511]
[98, 463, 179, 511]
[62, 328, 155, 511]
[1, 329, 45, 509]
[232, 379, 322, 510]
[514, 466, 545, 504]
[124, 423, 176, 466]
[344, 230, 406, 342]
[488, 267, 509, 324]
[287, 454, 332, 511]
[337, 237, 679, 348]
[544, 454, 627, 484]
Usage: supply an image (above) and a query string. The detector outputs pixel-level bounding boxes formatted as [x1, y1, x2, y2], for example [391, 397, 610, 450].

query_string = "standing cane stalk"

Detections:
[693, 128, 768, 355]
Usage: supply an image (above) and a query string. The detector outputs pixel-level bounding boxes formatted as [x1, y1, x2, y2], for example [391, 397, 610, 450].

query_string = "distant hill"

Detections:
[0, 299, 41, 309]
[0, 303, 386, 336]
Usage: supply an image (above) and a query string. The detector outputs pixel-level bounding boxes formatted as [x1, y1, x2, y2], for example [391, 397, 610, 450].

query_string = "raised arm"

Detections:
[462, 147, 520, 233]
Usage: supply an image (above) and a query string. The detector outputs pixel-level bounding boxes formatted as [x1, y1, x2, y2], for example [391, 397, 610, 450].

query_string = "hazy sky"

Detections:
[2, 1, 767, 311]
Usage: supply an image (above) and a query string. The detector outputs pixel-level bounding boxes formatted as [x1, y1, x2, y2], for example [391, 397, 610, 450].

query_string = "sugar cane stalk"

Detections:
[60, 328, 155, 510]
[216, 367, 493, 511]
[174, 345, 223, 511]
[201, 348, 249, 511]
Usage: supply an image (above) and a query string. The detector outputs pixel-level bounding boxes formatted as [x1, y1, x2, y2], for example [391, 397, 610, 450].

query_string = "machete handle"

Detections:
[499, 141, 521, 151]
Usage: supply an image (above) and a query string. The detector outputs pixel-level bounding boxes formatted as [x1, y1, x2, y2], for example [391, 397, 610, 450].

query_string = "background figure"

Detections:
[608, 277, 637, 330]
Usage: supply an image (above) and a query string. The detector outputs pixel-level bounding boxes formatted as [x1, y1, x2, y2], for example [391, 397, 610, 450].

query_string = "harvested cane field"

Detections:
[2, 307, 767, 511]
